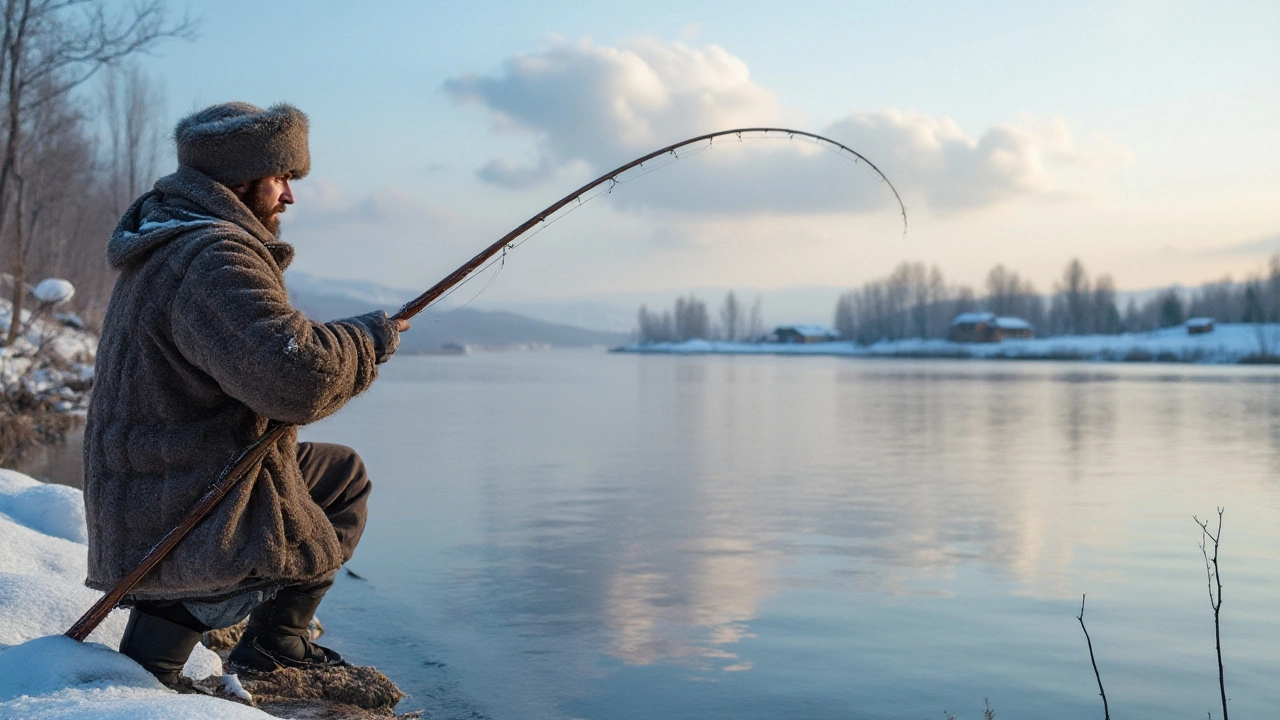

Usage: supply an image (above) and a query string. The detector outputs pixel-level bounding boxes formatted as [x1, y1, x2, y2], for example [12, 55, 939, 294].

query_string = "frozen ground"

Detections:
[0, 468, 270, 719]
[0, 295, 96, 414]
[618, 322, 1280, 363]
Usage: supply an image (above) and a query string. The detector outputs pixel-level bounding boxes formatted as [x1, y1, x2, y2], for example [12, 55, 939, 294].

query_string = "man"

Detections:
[83, 101, 406, 684]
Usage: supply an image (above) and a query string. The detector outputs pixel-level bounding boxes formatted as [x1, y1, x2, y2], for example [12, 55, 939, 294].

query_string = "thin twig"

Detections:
[1077, 594, 1111, 720]
[1195, 508, 1228, 720]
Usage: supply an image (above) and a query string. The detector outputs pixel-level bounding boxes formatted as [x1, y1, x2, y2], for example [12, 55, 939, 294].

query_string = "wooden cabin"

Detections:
[770, 325, 840, 344]
[948, 312, 1035, 343]
[1186, 317, 1215, 335]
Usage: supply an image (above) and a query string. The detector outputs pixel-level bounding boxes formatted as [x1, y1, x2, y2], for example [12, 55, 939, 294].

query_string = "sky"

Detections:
[123, 0, 1279, 310]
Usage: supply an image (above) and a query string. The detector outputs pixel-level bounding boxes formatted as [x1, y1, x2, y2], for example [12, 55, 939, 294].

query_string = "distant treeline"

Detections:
[637, 292, 765, 343]
[636, 257, 1280, 345]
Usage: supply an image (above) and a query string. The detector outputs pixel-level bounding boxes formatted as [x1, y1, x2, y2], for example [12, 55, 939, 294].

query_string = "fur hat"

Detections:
[174, 102, 310, 186]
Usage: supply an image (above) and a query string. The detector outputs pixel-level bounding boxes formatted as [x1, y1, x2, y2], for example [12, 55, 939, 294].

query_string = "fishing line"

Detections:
[63, 127, 907, 644]
[425, 135, 840, 313]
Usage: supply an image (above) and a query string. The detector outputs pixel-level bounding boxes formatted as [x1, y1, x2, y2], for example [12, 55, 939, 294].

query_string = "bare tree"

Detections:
[984, 263, 1022, 316]
[1, 0, 194, 344]
[1091, 275, 1121, 335]
[637, 305, 673, 344]
[983, 263, 1044, 329]
[1050, 258, 1092, 335]
[745, 296, 763, 341]
[674, 294, 709, 341]
[834, 261, 962, 344]
[103, 61, 164, 212]
[719, 290, 742, 341]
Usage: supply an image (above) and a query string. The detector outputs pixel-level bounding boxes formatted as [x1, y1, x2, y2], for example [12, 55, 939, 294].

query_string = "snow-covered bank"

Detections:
[0, 468, 270, 719]
[0, 295, 96, 411]
[617, 322, 1280, 364]
[1, 292, 97, 466]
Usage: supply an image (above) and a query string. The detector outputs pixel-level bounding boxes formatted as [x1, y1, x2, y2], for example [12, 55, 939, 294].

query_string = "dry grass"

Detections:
[0, 391, 79, 466]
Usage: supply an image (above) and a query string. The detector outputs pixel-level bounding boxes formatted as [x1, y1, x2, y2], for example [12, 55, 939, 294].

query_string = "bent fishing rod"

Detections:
[66, 127, 906, 641]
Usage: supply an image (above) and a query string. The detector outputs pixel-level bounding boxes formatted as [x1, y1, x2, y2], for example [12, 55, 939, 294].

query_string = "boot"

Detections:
[227, 580, 349, 673]
[119, 607, 204, 686]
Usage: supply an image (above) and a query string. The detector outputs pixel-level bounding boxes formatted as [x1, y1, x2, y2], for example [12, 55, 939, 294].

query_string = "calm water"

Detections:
[32, 351, 1280, 718]
[291, 351, 1280, 719]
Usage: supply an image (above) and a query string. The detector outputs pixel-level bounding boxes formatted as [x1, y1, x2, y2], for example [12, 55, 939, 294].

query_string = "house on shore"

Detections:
[1186, 317, 1215, 335]
[948, 312, 1035, 343]
[770, 325, 841, 344]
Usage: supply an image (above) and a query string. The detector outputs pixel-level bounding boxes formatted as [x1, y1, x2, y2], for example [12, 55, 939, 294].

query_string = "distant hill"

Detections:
[286, 272, 628, 351]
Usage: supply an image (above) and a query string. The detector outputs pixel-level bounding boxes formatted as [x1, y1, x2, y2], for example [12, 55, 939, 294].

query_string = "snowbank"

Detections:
[0, 468, 271, 719]
[1, 295, 96, 415]
[618, 322, 1280, 364]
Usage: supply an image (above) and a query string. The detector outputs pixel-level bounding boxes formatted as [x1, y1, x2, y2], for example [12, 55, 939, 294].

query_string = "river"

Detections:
[30, 350, 1280, 718]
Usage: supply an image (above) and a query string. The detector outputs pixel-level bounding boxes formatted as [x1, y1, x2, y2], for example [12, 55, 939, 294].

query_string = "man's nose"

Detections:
[281, 179, 295, 205]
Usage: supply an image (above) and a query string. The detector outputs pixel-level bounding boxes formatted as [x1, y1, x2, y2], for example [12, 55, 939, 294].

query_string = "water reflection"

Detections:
[301, 355, 1280, 719]
[13, 425, 83, 489]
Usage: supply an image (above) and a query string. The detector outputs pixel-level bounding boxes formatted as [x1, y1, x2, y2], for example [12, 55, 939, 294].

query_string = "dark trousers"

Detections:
[134, 442, 371, 630]
[297, 441, 372, 564]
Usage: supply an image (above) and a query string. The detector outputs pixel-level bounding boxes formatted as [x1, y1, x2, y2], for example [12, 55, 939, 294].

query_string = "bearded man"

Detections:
[83, 102, 406, 684]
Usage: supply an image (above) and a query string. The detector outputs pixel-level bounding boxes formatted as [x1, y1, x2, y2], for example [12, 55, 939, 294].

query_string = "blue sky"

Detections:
[131, 1, 1279, 306]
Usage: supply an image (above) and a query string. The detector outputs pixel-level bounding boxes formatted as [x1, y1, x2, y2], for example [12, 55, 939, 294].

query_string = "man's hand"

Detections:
[397, 319, 410, 332]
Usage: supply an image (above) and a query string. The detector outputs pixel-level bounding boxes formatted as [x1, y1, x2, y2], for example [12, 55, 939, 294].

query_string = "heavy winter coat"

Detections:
[84, 166, 396, 601]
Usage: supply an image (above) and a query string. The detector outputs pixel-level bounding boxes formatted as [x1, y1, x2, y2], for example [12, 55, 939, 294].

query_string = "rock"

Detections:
[237, 665, 406, 719]
[203, 617, 405, 719]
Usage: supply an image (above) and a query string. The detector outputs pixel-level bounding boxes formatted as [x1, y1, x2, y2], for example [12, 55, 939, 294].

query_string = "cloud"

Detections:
[445, 37, 786, 186]
[289, 177, 455, 228]
[1202, 232, 1280, 257]
[446, 38, 1129, 216]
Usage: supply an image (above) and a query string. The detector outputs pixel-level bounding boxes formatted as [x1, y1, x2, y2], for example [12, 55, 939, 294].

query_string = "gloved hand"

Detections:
[347, 310, 401, 364]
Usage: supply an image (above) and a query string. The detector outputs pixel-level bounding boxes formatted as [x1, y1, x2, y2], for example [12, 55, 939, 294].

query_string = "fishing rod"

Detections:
[66, 127, 906, 642]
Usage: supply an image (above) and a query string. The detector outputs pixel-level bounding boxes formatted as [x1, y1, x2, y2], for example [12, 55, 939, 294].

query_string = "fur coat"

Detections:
[84, 166, 396, 601]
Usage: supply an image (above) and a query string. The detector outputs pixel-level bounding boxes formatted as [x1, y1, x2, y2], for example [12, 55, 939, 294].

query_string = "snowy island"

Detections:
[616, 322, 1280, 365]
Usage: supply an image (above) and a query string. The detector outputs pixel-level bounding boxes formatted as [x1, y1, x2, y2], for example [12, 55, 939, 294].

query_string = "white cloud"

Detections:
[445, 38, 1129, 216]
[445, 37, 786, 187]
[290, 177, 455, 228]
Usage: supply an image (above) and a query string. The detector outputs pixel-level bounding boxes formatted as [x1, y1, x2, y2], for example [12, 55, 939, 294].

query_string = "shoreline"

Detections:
[0, 467, 410, 719]
[612, 322, 1280, 365]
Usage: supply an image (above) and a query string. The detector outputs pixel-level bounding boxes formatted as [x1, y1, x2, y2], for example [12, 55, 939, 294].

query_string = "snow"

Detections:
[993, 316, 1032, 331]
[776, 324, 837, 336]
[0, 295, 96, 415]
[0, 468, 272, 719]
[619, 322, 1280, 364]
[951, 311, 995, 325]
[32, 279, 74, 306]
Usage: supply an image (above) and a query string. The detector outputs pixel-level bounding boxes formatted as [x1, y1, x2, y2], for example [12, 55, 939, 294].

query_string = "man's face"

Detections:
[241, 174, 294, 236]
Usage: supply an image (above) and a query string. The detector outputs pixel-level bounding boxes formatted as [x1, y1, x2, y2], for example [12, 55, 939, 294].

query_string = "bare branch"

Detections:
[1194, 509, 1228, 720]
[1076, 594, 1111, 720]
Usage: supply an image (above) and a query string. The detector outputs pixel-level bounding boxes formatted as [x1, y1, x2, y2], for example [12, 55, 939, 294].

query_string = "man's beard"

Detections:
[244, 179, 285, 237]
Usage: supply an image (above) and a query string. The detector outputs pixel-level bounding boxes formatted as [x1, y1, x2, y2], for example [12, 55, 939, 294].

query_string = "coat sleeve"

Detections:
[170, 236, 389, 425]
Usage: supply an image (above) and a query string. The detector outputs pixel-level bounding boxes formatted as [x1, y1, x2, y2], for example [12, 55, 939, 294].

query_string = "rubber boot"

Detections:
[227, 579, 349, 673]
[119, 608, 204, 686]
